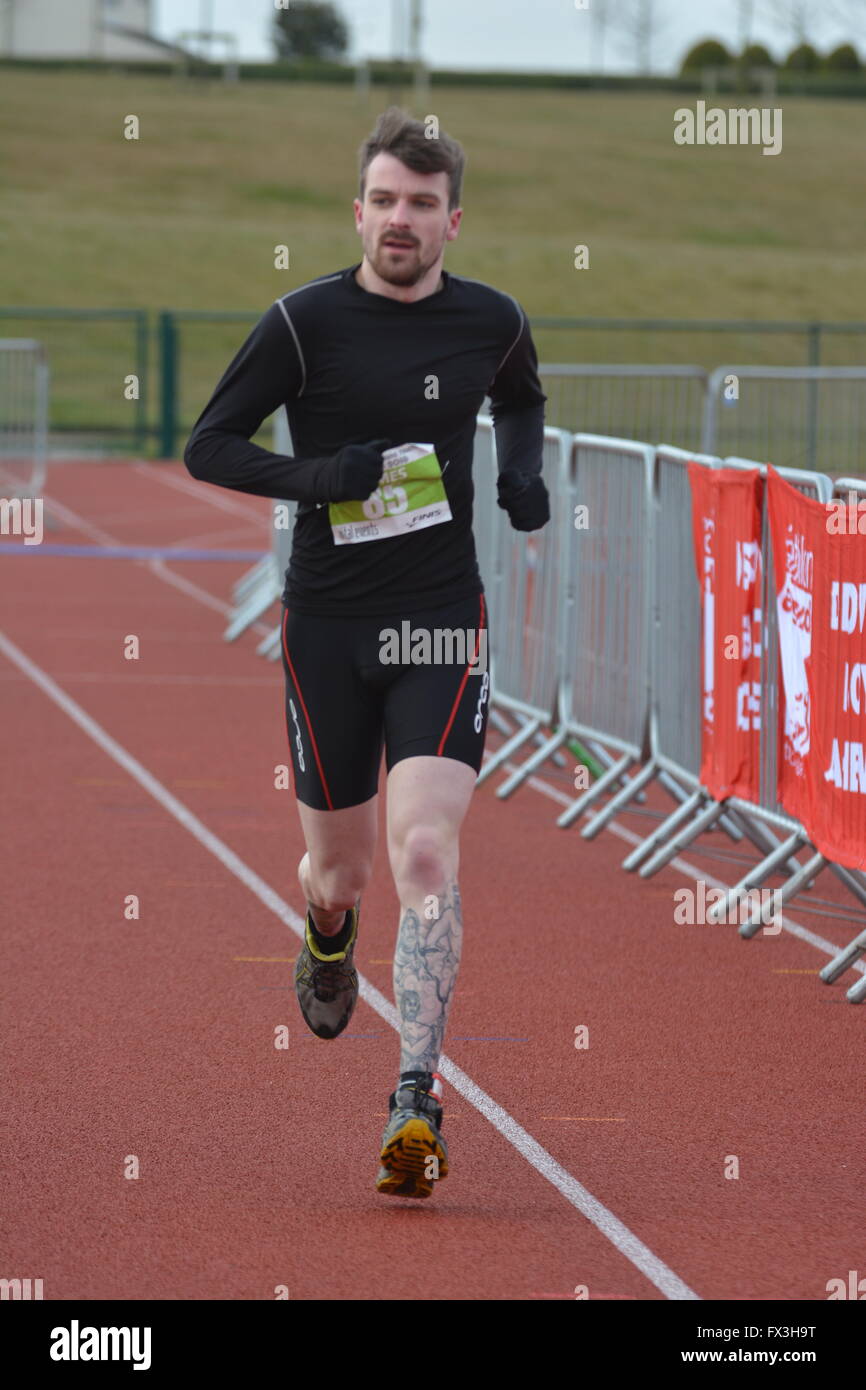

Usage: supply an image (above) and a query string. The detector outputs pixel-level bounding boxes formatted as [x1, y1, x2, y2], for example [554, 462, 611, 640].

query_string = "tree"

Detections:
[680, 38, 732, 73]
[740, 42, 775, 68]
[273, 1, 349, 62]
[761, 1, 812, 44]
[611, 0, 669, 75]
[824, 42, 861, 72]
[783, 41, 820, 70]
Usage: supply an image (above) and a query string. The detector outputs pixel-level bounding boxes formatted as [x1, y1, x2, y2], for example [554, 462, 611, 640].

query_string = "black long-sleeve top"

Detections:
[184, 262, 546, 616]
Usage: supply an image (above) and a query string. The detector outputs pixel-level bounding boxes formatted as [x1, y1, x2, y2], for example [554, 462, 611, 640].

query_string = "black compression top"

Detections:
[184, 262, 547, 616]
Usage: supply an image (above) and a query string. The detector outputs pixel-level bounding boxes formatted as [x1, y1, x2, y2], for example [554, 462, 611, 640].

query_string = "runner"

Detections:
[184, 107, 549, 1199]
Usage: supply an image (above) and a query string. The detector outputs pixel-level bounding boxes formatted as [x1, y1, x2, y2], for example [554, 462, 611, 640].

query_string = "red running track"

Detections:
[1, 458, 863, 1302]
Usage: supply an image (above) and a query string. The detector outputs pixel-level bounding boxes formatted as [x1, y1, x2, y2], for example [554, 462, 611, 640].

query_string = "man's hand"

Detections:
[317, 439, 392, 503]
[496, 468, 550, 532]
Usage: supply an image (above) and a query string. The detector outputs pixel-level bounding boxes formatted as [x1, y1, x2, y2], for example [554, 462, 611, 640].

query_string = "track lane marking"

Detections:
[9, 489, 275, 637]
[0, 627, 700, 1302]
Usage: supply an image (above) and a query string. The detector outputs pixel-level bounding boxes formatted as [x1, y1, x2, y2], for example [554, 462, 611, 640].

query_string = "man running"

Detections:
[184, 107, 549, 1199]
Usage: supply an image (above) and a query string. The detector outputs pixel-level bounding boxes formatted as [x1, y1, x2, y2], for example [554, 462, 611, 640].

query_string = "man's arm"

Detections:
[183, 302, 386, 505]
[488, 303, 547, 477]
[487, 304, 550, 530]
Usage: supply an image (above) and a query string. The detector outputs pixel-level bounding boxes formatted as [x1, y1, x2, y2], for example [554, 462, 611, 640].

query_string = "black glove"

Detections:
[496, 469, 550, 531]
[315, 439, 392, 503]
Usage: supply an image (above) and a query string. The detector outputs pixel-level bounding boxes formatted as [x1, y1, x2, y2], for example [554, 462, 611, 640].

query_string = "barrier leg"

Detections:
[232, 555, 272, 604]
[489, 708, 513, 737]
[820, 928, 866, 985]
[476, 716, 540, 785]
[828, 863, 866, 914]
[725, 808, 807, 879]
[621, 789, 703, 871]
[580, 757, 660, 839]
[739, 850, 827, 938]
[654, 769, 740, 841]
[588, 740, 648, 803]
[638, 795, 726, 879]
[257, 626, 282, 659]
[223, 570, 280, 641]
[705, 831, 806, 924]
[496, 726, 570, 799]
[556, 752, 634, 828]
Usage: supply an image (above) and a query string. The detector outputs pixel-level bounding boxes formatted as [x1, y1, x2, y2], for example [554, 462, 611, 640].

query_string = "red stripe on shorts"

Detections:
[436, 592, 486, 757]
[281, 607, 335, 811]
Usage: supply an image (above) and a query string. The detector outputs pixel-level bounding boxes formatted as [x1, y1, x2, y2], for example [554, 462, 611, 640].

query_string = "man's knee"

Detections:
[305, 856, 373, 910]
[392, 824, 454, 897]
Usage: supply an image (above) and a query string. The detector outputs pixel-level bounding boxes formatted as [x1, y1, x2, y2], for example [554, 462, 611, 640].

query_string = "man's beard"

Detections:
[368, 238, 438, 287]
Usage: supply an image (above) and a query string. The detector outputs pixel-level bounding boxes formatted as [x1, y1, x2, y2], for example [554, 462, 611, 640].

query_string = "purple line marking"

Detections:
[0, 543, 268, 561]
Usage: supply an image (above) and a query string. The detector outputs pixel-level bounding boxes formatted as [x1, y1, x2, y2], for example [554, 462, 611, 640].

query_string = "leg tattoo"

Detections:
[394, 881, 463, 1074]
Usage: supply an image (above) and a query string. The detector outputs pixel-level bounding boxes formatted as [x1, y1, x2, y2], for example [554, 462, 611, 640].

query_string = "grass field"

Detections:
[1, 70, 865, 445]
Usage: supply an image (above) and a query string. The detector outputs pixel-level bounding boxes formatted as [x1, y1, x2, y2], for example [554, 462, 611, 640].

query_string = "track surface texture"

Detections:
[2, 459, 863, 1302]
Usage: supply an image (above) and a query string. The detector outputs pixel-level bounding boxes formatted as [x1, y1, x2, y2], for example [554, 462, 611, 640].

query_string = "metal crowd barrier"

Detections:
[541, 364, 708, 451]
[623, 453, 833, 881]
[819, 476, 866, 1002]
[552, 435, 655, 826]
[701, 366, 866, 475]
[588, 445, 743, 860]
[0, 339, 49, 499]
[223, 407, 293, 646]
[540, 362, 866, 477]
[214, 410, 866, 1000]
[476, 427, 571, 792]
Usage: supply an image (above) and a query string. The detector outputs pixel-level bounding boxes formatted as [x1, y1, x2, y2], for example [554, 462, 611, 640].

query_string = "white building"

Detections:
[0, 0, 180, 61]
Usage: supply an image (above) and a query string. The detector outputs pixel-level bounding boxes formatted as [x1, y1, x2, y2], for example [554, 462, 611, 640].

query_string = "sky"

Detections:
[152, 1, 864, 73]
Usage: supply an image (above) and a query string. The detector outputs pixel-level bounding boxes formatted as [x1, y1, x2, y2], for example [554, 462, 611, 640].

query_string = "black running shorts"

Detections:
[280, 592, 490, 810]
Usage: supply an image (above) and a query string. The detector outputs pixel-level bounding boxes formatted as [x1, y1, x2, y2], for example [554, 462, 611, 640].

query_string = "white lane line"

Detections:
[15, 491, 275, 638]
[0, 628, 700, 1303]
[40, 495, 120, 548]
[130, 460, 267, 523]
[483, 754, 866, 972]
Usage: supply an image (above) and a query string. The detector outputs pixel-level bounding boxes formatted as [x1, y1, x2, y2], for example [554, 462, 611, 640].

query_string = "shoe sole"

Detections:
[376, 1115, 449, 1200]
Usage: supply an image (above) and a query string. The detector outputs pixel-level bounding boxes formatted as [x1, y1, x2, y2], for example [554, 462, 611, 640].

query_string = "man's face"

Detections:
[354, 152, 462, 287]
[400, 990, 421, 1022]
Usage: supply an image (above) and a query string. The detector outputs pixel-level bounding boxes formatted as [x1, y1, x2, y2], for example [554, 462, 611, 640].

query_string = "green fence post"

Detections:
[806, 321, 820, 472]
[158, 310, 178, 459]
[134, 310, 148, 452]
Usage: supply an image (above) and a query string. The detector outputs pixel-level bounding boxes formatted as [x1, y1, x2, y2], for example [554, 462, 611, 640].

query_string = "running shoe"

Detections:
[375, 1072, 449, 1199]
[294, 905, 359, 1040]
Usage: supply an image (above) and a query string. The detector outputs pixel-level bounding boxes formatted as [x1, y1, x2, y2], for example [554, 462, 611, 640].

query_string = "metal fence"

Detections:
[5, 308, 866, 459]
[0, 309, 146, 450]
[701, 366, 866, 474]
[0, 339, 49, 497]
[217, 410, 866, 1000]
[541, 365, 708, 450]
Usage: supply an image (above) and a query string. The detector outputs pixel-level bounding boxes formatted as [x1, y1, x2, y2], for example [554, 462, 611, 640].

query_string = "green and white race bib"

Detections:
[328, 442, 452, 545]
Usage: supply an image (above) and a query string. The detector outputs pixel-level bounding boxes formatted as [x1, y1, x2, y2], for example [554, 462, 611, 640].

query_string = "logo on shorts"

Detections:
[473, 671, 490, 733]
[289, 698, 306, 772]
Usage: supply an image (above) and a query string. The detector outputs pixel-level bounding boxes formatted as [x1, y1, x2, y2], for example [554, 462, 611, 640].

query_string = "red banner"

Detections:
[768, 467, 866, 871]
[688, 463, 763, 802]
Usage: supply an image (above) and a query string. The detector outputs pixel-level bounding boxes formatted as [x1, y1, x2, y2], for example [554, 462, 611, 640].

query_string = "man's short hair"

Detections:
[358, 107, 465, 211]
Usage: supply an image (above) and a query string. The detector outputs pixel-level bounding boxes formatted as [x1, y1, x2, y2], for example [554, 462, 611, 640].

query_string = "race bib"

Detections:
[328, 442, 452, 545]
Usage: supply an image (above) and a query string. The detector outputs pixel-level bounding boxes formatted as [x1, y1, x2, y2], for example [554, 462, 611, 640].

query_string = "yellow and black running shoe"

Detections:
[294, 905, 359, 1040]
[376, 1073, 449, 1199]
